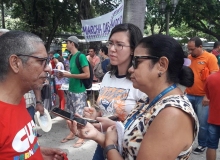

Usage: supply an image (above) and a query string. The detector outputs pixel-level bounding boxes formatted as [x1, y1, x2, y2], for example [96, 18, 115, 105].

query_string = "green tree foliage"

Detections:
[173, 0, 220, 40]
[5, 0, 80, 50]
[145, 0, 167, 35]
[91, 0, 121, 16]
[0, 0, 13, 28]
[76, 0, 94, 20]
[1, 0, 81, 49]
[145, 0, 220, 41]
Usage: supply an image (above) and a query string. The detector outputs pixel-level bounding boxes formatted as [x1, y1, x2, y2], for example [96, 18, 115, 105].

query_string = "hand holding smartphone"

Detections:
[51, 108, 99, 126]
[106, 115, 118, 121]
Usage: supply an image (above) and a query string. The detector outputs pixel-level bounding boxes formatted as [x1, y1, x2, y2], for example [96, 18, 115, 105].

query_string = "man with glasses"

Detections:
[0, 29, 45, 137]
[0, 31, 66, 159]
[185, 37, 219, 154]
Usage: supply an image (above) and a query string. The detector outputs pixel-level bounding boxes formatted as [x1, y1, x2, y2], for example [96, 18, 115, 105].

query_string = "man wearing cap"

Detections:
[58, 36, 89, 148]
[0, 31, 66, 159]
[87, 46, 100, 82]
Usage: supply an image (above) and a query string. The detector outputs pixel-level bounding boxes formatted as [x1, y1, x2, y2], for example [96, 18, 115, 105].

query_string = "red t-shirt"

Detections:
[204, 71, 220, 125]
[0, 98, 43, 160]
[51, 59, 56, 74]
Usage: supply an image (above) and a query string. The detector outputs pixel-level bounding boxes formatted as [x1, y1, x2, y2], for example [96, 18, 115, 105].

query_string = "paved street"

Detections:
[37, 116, 97, 160]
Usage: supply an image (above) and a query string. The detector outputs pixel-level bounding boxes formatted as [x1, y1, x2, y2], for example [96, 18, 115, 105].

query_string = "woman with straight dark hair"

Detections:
[83, 23, 146, 160]
[69, 34, 199, 160]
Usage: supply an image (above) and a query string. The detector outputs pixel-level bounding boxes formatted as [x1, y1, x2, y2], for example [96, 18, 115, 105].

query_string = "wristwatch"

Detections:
[103, 144, 118, 159]
[36, 101, 43, 104]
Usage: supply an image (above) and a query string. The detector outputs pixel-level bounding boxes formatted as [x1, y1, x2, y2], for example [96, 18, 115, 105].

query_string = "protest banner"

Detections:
[81, 0, 124, 42]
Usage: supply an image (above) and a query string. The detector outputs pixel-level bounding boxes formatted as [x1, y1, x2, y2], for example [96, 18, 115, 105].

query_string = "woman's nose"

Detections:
[128, 65, 134, 73]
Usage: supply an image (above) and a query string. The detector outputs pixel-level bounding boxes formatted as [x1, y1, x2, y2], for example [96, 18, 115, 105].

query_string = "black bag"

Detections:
[74, 52, 93, 89]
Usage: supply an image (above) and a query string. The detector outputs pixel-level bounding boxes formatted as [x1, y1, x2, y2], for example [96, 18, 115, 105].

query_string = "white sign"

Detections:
[81, 0, 124, 42]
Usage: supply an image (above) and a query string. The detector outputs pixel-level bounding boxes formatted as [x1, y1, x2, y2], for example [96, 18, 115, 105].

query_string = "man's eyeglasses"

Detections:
[106, 41, 130, 51]
[132, 56, 159, 69]
[17, 54, 50, 68]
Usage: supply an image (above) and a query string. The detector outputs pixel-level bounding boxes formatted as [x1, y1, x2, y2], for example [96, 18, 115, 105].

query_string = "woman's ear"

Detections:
[9, 55, 22, 73]
[157, 56, 169, 73]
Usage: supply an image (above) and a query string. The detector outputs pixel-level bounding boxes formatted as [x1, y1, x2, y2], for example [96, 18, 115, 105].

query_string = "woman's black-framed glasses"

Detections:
[132, 56, 159, 69]
[106, 41, 130, 51]
[17, 54, 50, 68]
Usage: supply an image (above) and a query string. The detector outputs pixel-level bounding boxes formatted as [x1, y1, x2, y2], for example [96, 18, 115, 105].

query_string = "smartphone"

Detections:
[83, 118, 99, 123]
[51, 108, 87, 126]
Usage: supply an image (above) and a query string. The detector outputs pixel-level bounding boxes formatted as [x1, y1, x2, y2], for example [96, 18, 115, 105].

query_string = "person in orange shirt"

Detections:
[185, 37, 219, 154]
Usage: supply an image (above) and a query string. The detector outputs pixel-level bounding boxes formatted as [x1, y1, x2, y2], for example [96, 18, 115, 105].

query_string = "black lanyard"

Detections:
[124, 84, 177, 130]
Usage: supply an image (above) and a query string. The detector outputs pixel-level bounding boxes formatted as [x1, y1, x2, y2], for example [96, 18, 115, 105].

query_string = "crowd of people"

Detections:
[0, 22, 220, 160]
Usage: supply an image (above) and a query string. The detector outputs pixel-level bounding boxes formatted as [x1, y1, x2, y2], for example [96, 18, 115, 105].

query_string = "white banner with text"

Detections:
[81, 0, 124, 42]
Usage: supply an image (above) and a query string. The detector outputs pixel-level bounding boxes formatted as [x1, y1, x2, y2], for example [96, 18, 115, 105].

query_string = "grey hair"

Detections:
[0, 31, 44, 81]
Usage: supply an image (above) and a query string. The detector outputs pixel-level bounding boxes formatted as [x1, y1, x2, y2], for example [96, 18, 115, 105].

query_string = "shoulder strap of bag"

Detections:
[75, 52, 83, 87]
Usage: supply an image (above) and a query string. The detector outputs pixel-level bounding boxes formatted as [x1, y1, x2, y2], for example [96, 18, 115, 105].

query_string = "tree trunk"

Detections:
[150, 24, 154, 35]
[76, 0, 93, 20]
[123, 0, 146, 34]
[45, 19, 60, 51]
[1, 0, 5, 28]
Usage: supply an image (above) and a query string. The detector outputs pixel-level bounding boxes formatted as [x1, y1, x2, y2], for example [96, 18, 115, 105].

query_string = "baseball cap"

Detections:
[63, 36, 79, 45]
[62, 51, 70, 58]
[53, 53, 60, 58]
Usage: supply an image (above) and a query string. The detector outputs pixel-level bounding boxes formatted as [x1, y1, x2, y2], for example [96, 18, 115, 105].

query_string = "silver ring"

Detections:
[85, 131, 88, 135]
[75, 131, 79, 136]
